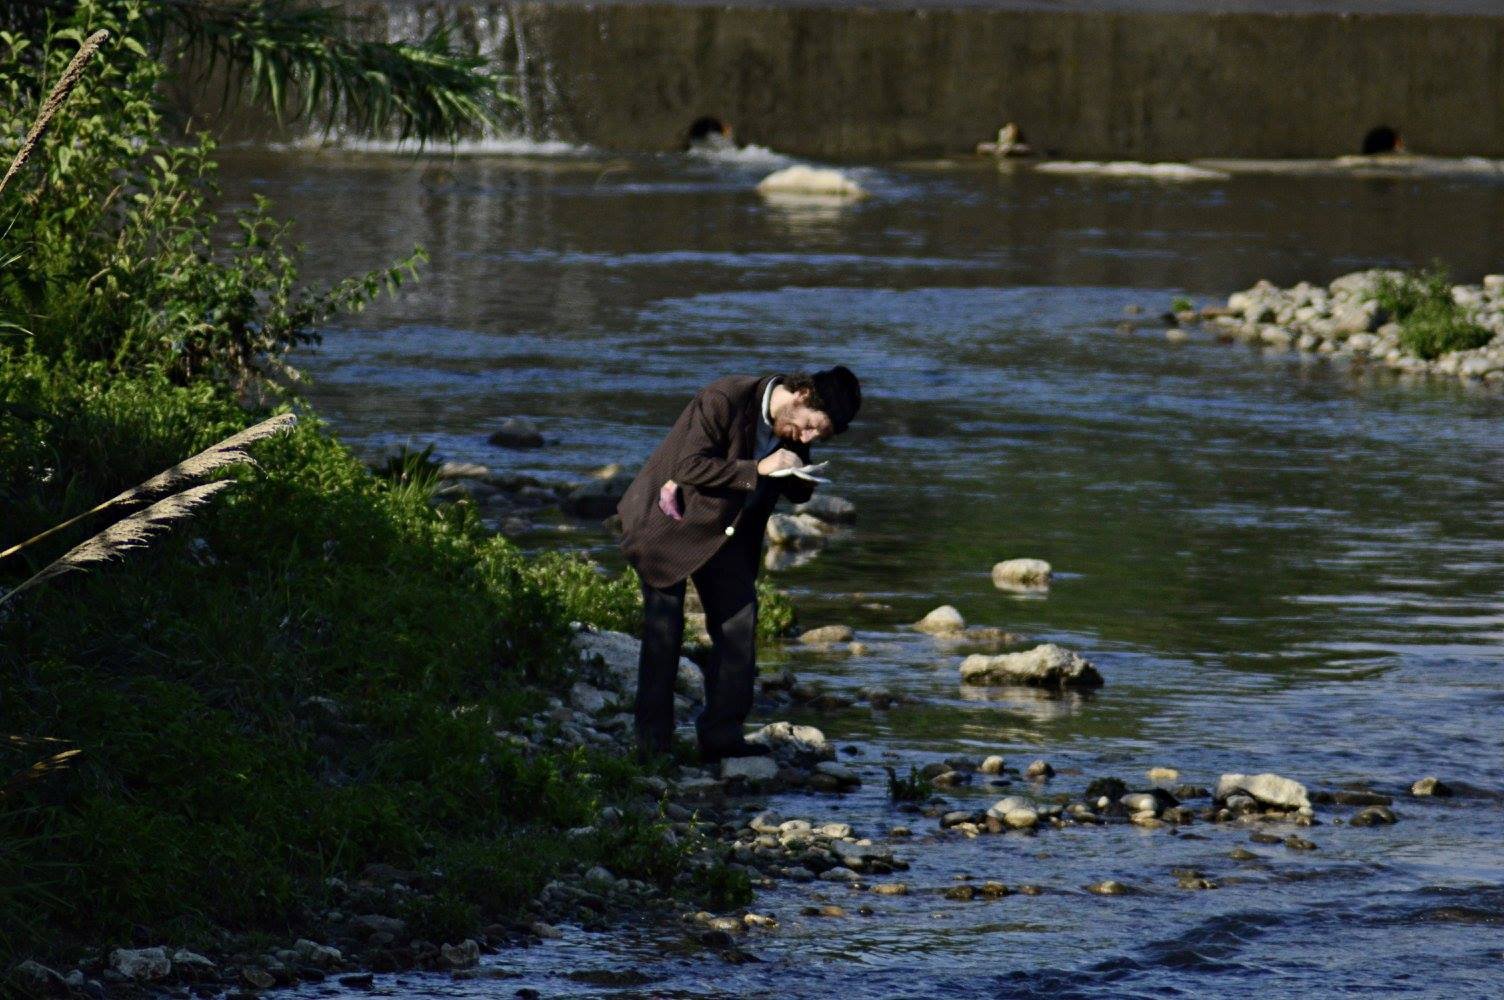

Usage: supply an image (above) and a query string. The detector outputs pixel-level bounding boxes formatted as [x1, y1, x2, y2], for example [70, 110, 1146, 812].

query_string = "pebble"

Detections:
[1228, 847, 1259, 861]
[1283, 836, 1318, 851]
[979, 755, 1006, 775]
[1025, 760, 1055, 780]
[1146, 767, 1180, 783]
[109, 948, 171, 982]
[1085, 880, 1131, 896]
[871, 883, 909, 896]
[1215, 772, 1310, 810]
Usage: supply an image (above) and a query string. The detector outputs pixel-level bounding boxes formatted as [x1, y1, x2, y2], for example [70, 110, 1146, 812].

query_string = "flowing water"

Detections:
[220, 147, 1504, 998]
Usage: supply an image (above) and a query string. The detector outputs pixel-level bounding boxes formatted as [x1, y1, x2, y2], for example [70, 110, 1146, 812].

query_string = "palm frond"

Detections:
[0, 412, 296, 562]
[158, 0, 504, 143]
[0, 480, 232, 607]
[0, 27, 110, 200]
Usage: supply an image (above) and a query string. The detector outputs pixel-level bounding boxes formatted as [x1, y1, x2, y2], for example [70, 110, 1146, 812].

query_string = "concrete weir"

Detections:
[315, 2, 1504, 160]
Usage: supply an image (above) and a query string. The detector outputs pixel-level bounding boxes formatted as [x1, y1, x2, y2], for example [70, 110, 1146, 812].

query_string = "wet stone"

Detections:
[1411, 777, 1454, 797]
[1228, 847, 1259, 861]
[1350, 805, 1398, 827]
[1284, 836, 1318, 851]
[1334, 790, 1392, 807]
[1025, 760, 1055, 779]
[1085, 880, 1131, 896]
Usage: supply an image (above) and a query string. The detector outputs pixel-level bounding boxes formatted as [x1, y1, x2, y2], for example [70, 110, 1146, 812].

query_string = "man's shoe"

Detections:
[698, 738, 772, 764]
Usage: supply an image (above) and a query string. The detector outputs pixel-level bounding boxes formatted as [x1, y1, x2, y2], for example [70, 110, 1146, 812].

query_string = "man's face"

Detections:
[773, 390, 835, 445]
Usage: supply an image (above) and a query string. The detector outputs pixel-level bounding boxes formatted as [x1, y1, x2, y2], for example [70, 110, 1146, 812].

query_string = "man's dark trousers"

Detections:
[635, 523, 762, 753]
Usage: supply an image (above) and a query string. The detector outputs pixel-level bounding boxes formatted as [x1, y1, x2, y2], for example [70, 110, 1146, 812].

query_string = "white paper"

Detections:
[768, 461, 830, 484]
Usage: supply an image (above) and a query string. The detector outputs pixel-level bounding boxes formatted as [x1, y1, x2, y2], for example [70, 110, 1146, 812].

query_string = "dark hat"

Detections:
[811, 365, 861, 434]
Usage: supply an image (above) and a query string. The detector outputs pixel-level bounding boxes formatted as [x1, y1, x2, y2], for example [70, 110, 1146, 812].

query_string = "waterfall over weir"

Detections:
[201, 1, 1504, 161]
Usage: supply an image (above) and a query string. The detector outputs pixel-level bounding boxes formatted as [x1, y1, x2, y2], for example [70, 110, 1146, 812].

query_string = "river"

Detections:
[219, 146, 1504, 998]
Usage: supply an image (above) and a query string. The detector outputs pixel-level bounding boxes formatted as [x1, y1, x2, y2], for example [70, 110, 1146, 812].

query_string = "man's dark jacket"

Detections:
[618, 375, 814, 588]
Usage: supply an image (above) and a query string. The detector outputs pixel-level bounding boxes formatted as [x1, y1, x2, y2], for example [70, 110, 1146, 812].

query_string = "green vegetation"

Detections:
[1170, 295, 1195, 314]
[884, 766, 932, 803]
[1373, 265, 1493, 360]
[0, 1, 757, 975]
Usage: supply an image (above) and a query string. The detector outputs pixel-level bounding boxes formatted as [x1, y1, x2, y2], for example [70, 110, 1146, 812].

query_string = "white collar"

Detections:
[761, 376, 779, 428]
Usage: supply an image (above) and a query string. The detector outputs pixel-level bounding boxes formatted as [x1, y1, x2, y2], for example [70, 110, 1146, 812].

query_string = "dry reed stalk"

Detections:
[0, 480, 233, 608]
[0, 28, 111, 200]
[2, 743, 83, 800]
[0, 412, 297, 562]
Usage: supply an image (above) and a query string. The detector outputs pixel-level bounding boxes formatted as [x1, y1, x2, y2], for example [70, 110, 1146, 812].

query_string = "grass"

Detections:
[1373, 266, 1494, 360]
[0, 354, 755, 969]
[885, 766, 933, 803]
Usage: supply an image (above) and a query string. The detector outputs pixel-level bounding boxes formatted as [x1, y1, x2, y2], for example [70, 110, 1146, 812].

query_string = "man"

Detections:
[617, 367, 861, 762]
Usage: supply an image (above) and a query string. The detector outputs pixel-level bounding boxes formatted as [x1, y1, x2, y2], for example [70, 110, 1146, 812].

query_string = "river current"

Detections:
[219, 147, 1504, 998]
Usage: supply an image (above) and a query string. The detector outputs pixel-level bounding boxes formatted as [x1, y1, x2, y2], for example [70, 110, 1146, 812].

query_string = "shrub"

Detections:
[1373, 266, 1493, 360]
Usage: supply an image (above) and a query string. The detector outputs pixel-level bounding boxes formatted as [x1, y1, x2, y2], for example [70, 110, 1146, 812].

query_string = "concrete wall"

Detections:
[520, 5, 1504, 160]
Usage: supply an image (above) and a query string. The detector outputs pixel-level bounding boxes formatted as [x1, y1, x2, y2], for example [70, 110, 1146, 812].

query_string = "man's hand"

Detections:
[757, 449, 803, 476]
[658, 480, 684, 521]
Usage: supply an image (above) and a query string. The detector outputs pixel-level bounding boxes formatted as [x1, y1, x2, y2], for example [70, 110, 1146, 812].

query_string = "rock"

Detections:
[338, 972, 376, 988]
[722, 755, 779, 783]
[798, 625, 854, 645]
[1350, 805, 1398, 827]
[1146, 767, 1180, 783]
[1215, 773, 1310, 810]
[932, 627, 1025, 654]
[13, 961, 66, 994]
[793, 494, 856, 523]
[745, 721, 834, 764]
[242, 966, 276, 990]
[1002, 808, 1039, 830]
[914, 605, 966, 635]
[108, 948, 170, 982]
[488, 417, 544, 449]
[351, 914, 407, 936]
[437, 460, 490, 480]
[749, 811, 784, 834]
[1085, 880, 1131, 896]
[574, 627, 704, 704]
[1411, 776, 1454, 797]
[991, 558, 1053, 590]
[440, 939, 481, 969]
[766, 513, 831, 549]
[1333, 790, 1392, 807]
[569, 682, 614, 715]
[1228, 847, 1259, 861]
[291, 940, 340, 967]
[562, 472, 632, 518]
[1284, 835, 1318, 851]
[1084, 777, 1128, 801]
[871, 882, 908, 895]
[756, 165, 867, 200]
[1025, 760, 1054, 779]
[959, 643, 1104, 690]
[979, 755, 1006, 775]
[813, 761, 861, 788]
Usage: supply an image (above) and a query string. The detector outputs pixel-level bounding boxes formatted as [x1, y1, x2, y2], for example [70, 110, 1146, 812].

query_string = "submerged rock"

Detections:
[958, 643, 1104, 690]
[757, 165, 867, 200]
[1350, 805, 1398, 827]
[1085, 880, 1131, 896]
[766, 513, 832, 548]
[798, 625, 854, 645]
[488, 416, 544, 448]
[440, 939, 481, 969]
[913, 605, 966, 635]
[1411, 776, 1454, 797]
[1215, 772, 1310, 810]
[794, 494, 856, 523]
[991, 558, 1053, 590]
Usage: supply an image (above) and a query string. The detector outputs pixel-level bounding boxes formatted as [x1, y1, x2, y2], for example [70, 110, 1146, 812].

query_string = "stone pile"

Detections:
[1193, 269, 1504, 384]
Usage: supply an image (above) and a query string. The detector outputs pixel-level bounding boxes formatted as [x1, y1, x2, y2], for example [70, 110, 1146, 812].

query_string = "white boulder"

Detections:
[1215, 772, 1310, 810]
[913, 605, 966, 635]
[756, 165, 867, 200]
[958, 643, 1104, 690]
[991, 558, 1053, 590]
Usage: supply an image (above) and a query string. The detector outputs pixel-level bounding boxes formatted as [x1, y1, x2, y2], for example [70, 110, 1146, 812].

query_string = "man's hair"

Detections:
[782, 373, 825, 411]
